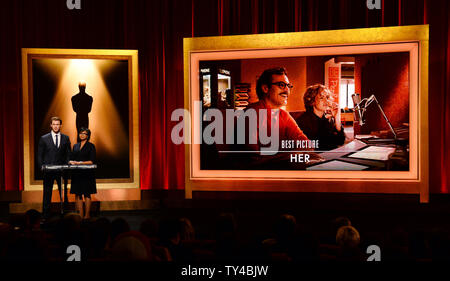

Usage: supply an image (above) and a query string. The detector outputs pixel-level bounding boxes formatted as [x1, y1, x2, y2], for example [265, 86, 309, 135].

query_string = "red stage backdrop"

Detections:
[0, 0, 448, 193]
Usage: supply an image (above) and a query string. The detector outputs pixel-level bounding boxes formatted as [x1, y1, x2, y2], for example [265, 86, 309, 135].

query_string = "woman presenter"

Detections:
[69, 127, 97, 219]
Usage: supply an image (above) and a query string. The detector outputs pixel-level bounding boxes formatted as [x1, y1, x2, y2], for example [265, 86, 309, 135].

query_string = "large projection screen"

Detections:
[184, 25, 428, 202]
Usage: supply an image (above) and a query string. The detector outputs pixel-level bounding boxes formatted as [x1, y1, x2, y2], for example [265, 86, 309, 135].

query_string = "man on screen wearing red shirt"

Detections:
[233, 67, 321, 169]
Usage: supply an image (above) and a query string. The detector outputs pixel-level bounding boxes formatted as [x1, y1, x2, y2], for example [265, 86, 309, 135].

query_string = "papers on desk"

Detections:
[355, 135, 379, 139]
[348, 146, 396, 161]
[319, 139, 367, 161]
[307, 160, 368, 171]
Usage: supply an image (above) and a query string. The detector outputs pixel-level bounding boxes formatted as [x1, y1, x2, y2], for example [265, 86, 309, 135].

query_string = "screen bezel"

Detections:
[183, 25, 429, 202]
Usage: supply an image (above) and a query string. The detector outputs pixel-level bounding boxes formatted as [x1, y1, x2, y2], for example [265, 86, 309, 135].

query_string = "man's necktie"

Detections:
[55, 134, 59, 148]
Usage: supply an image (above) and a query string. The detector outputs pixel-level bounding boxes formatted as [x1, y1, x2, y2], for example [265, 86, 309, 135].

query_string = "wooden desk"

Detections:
[308, 138, 407, 171]
[340, 112, 354, 123]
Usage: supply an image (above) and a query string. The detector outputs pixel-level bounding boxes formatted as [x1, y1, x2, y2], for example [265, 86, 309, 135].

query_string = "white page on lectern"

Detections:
[348, 146, 396, 161]
[307, 160, 368, 171]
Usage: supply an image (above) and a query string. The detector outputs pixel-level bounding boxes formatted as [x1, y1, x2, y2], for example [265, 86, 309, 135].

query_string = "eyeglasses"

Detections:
[270, 81, 293, 90]
[317, 95, 330, 101]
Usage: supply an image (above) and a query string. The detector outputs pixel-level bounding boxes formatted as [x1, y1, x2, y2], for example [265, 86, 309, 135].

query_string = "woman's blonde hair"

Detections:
[303, 84, 332, 112]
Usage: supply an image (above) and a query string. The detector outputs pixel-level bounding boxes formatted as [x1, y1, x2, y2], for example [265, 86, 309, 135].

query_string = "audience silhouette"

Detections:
[1, 209, 449, 262]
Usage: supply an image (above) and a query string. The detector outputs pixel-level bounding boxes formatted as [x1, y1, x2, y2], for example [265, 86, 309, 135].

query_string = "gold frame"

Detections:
[22, 48, 140, 191]
[184, 25, 429, 202]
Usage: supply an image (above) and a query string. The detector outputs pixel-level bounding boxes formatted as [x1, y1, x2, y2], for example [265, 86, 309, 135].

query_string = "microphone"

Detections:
[365, 94, 375, 106]
[352, 93, 364, 125]
[353, 93, 398, 139]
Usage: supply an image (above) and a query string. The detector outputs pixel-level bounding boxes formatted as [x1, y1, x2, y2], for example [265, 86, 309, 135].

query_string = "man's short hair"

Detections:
[303, 84, 331, 112]
[336, 225, 360, 248]
[256, 67, 288, 100]
[50, 116, 62, 125]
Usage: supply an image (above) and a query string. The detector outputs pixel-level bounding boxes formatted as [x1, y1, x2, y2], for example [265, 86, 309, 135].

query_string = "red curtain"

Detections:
[0, 0, 448, 193]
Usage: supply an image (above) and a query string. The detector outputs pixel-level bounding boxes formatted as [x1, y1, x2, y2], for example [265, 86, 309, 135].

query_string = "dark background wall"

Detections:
[306, 56, 326, 87]
[356, 52, 410, 133]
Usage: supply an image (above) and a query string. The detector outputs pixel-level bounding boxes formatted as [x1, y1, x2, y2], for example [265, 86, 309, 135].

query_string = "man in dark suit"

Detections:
[37, 116, 71, 220]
